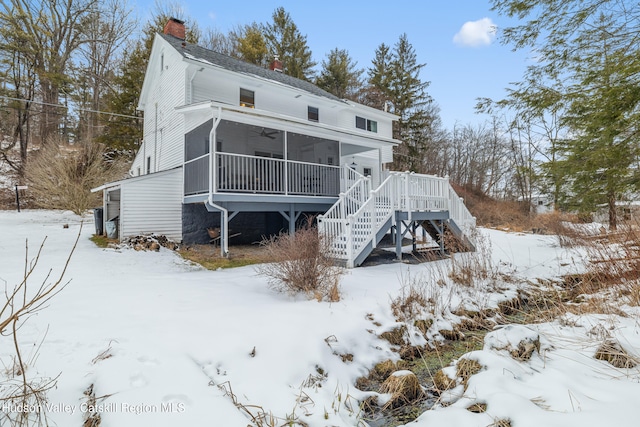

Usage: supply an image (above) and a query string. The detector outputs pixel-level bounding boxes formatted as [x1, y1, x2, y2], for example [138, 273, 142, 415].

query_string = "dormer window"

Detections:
[356, 116, 377, 133]
[308, 106, 319, 122]
[240, 88, 255, 108]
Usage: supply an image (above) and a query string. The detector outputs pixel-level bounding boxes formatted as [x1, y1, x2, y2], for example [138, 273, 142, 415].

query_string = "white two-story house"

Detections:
[95, 18, 475, 267]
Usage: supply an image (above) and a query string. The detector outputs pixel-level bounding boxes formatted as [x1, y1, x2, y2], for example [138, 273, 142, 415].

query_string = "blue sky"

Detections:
[135, 0, 531, 130]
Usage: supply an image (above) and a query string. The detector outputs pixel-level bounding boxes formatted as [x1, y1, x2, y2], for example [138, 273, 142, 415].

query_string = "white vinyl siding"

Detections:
[120, 168, 183, 241]
[140, 40, 186, 173]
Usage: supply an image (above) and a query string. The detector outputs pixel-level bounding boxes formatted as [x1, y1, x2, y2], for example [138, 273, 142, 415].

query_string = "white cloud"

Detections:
[453, 18, 497, 47]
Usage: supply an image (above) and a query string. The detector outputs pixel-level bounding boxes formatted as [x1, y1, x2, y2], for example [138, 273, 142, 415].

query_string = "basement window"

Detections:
[240, 88, 255, 108]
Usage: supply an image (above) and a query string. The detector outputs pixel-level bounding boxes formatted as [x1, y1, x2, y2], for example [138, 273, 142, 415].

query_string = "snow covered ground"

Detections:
[0, 210, 638, 426]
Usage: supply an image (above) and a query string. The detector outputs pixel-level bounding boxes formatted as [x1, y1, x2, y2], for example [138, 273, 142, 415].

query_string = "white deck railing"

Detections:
[318, 171, 476, 267]
[448, 185, 476, 235]
[216, 153, 340, 196]
[185, 152, 343, 196]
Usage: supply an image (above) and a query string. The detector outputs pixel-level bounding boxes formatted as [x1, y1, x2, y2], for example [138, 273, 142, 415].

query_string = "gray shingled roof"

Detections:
[160, 33, 346, 103]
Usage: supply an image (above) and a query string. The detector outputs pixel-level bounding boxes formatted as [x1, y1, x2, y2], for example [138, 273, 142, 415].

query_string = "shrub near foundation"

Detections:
[256, 221, 343, 301]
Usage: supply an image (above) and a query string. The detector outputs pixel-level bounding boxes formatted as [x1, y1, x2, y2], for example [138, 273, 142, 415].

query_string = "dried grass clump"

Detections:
[414, 318, 433, 336]
[466, 402, 487, 413]
[448, 232, 497, 286]
[25, 137, 128, 215]
[391, 276, 429, 321]
[82, 384, 101, 427]
[451, 183, 531, 230]
[626, 282, 640, 306]
[509, 337, 540, 361]
[595, 340, 638, 369]
[256, 220, 344, 302]
[373, 360, 405, 379]
[490, 418, 512, 427]
[456, 358, 482, 389]
[582, 223, 640, 293]
[439, 327, 464, 341]
[378, 370, 425, 410]
[532, 211, 587, 247]
[432, 369, 456, 393]
[379, 325, 408, 347]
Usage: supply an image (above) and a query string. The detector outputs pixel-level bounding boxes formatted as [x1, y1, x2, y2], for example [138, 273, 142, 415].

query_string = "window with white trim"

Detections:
[308, 106, 319, 122]
[356, 116, 377, 132]
[240, 88, 255, 108]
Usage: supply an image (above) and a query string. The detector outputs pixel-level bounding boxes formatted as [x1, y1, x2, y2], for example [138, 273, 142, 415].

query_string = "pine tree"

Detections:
[366, 34, 435, 172]
[363, 43, 393, 109]
[98, 12, 199, 155]
[236, 23, 269, 67]
[96, 39, 145, 154]
[491, 0, 640, 228]
[263, 7, 316, 81]
[315, 48, 363, 100]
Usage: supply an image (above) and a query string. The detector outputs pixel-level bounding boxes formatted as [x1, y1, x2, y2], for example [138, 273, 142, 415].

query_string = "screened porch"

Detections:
[184, 119, 346, 197]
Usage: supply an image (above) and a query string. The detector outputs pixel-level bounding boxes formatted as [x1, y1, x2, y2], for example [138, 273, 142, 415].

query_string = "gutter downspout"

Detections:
[207, 105, 228, 257]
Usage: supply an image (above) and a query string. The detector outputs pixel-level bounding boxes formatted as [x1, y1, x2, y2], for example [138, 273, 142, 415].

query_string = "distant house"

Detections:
[593, 200, 640, 224]
[94, 18, 475, 267]
[531, 194, 554, 215]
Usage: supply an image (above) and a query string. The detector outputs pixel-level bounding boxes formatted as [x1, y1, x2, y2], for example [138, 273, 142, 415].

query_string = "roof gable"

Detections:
[159, 33, 345, 104]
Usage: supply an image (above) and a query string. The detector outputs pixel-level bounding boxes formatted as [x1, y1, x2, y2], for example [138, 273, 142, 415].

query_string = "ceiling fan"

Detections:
[252, 128, 279, 139]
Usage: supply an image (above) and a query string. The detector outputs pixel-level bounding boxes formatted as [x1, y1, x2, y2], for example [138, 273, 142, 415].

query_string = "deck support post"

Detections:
[278, 204, 302, 235]
[428, 219, 445, 256]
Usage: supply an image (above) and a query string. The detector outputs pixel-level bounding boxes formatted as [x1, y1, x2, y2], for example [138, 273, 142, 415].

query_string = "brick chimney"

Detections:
[269, 57, 283, 73]
[164, 18, 185, 40]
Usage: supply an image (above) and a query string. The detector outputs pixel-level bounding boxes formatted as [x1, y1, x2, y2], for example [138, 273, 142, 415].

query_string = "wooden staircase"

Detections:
[318, 171, 476, 267]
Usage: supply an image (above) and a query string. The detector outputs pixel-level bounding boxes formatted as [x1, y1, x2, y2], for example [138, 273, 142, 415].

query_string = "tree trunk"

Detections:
[40, 81, 61, 145]
[608, 191, 617, 230]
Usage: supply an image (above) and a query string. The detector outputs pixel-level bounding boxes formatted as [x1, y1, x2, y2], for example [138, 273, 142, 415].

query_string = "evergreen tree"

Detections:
[263, 7, 316, 80]
[96, 39, 145, 155]
[315, 48, 363, 100]
[491, 0, 640, 228]
[236, 23, 269, 67]
[366, 34, 435, 172]
[98, 11, 199, 155]
[363, 43, 393, 109]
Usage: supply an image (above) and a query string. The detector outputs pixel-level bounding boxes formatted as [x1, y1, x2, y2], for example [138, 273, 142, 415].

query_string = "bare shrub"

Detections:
[585, 222, 640, 289]
[532, 211, 591, 247]
[391, 272, 429, 322]
[448, 231, 497, 286]
[256, 221, 344, 301]
[391, 269, 455, 326]
[558, 219, 640, 301]
[25, 137, 128, 215]
[451, 183, 532, 230]
[1, 231, 79, 427]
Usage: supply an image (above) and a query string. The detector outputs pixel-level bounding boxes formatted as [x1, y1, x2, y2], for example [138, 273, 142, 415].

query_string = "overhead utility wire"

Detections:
[0, 95, 143, 120]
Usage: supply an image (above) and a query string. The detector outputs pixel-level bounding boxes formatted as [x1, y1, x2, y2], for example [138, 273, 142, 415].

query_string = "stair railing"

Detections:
[319, 170, 476, 266]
